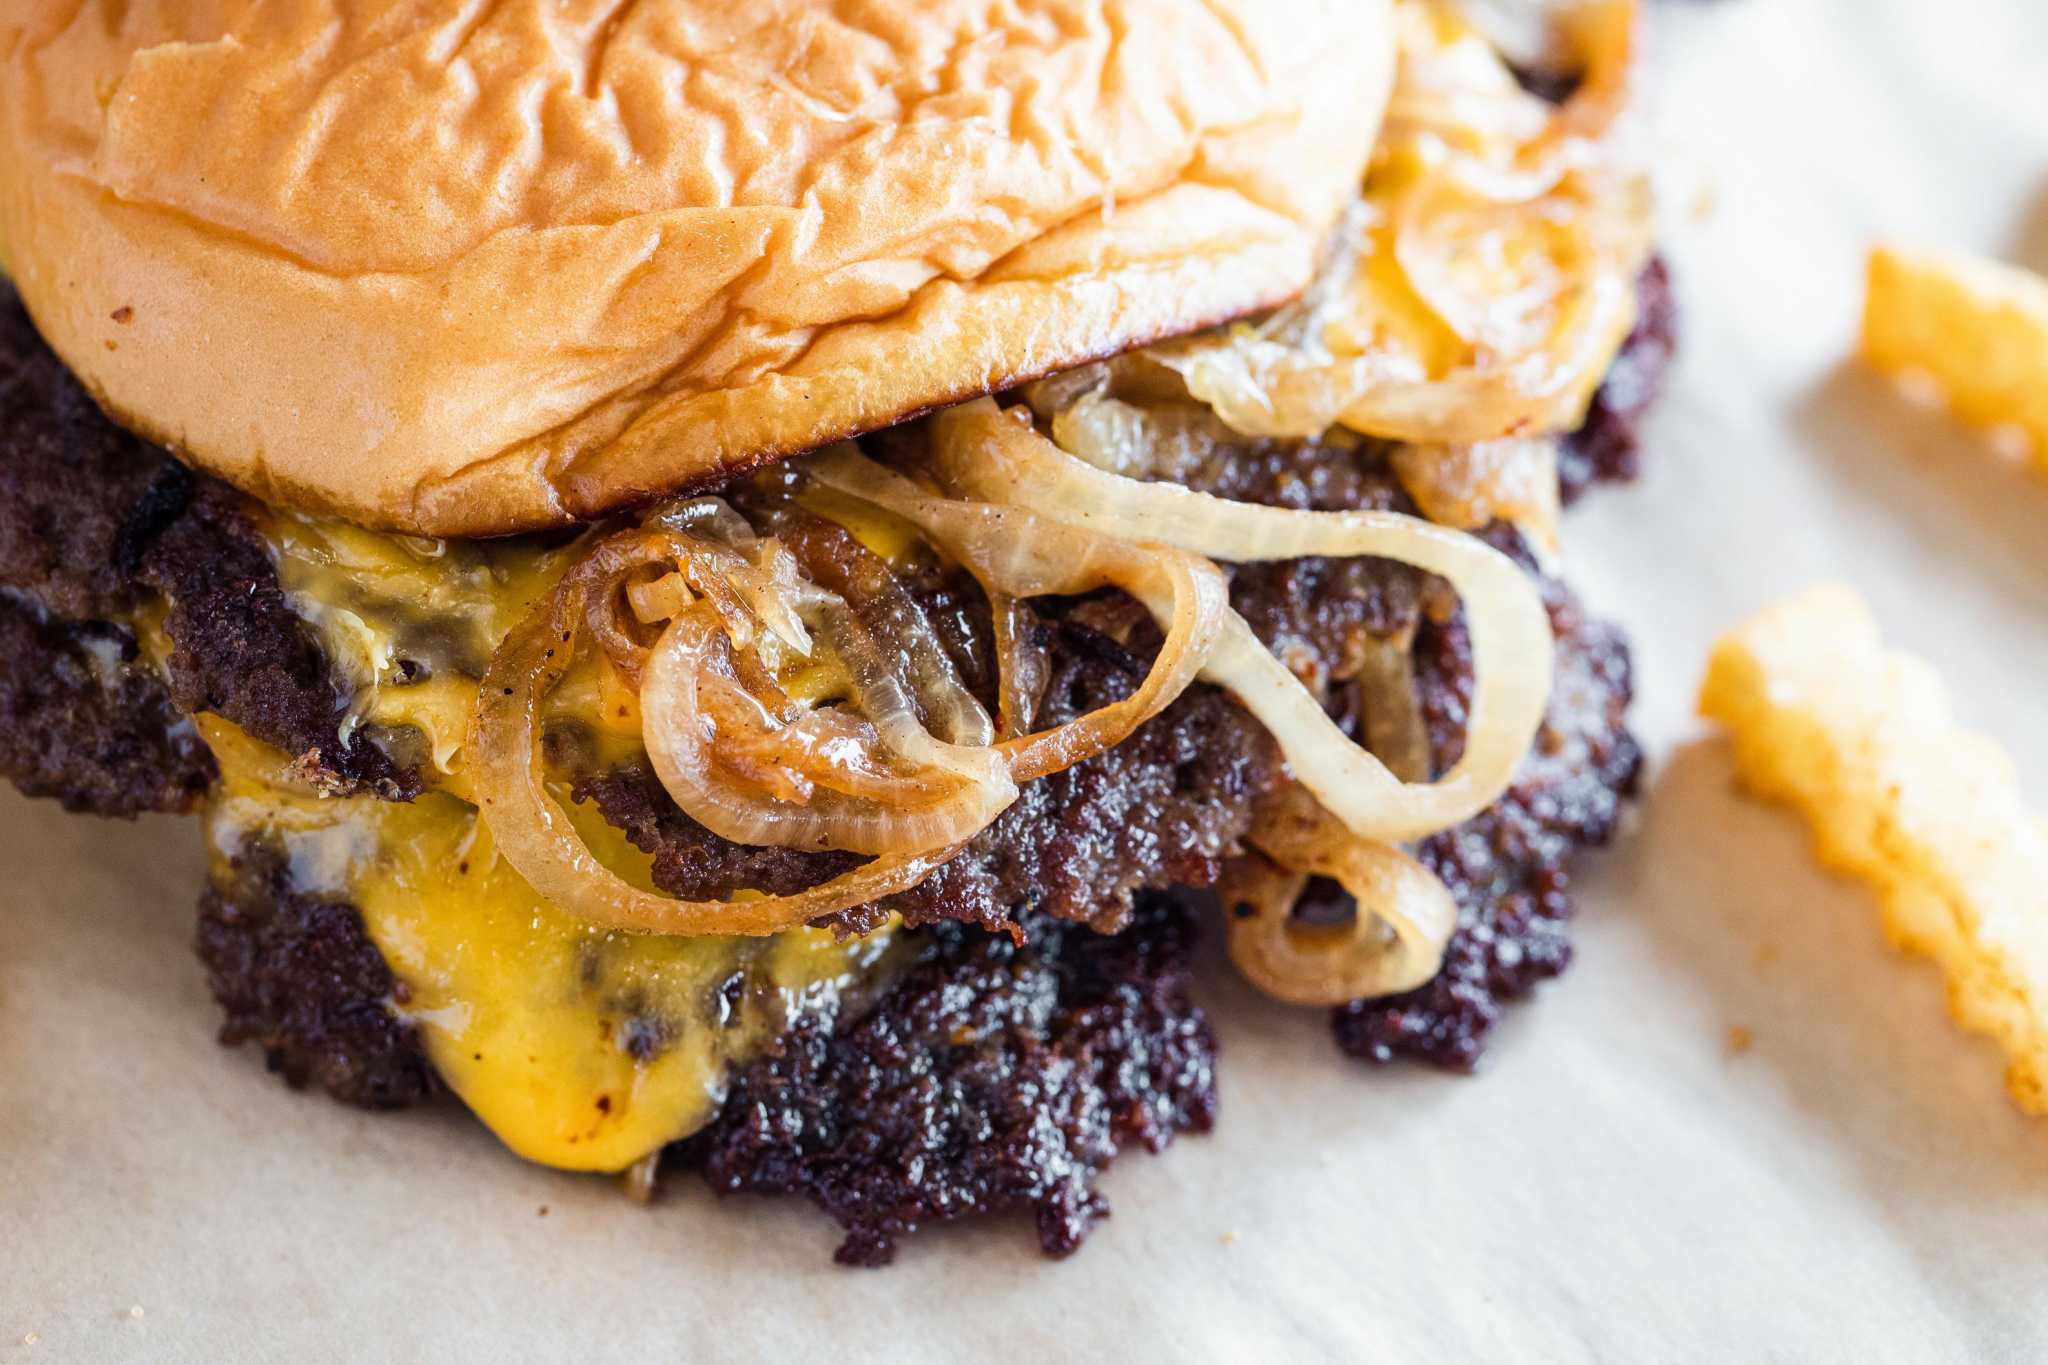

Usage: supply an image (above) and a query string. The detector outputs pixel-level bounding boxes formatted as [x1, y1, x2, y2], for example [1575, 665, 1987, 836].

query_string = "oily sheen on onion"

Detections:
[1155, 0, 1651, 448]
[462, 0, 1600, 995]
[472, 537, 964, 938]
[474, 482, 1230, 937]
[927, 398, 1551, 842]
[472, 393, 1554, 1013]
[916, 396, 1550, 1007]
[1222, 785, 1459, 1005]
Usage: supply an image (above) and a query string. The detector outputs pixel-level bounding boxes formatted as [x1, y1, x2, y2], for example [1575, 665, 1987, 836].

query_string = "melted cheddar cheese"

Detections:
[195, 501, 910, 1173]
[203, 715, 901, 1173]
[792, 483, 924, 565]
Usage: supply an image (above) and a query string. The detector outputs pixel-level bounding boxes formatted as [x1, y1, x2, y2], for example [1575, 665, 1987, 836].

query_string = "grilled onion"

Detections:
[1222, 785, 1458, 1005]
[986, 589, 1049, 739]
[473, 570, 962, 937]
[803, 445, 1232, 785]
[1154, 0, 1650, 447]
[639, 610, 1015, 855]
[750, 503, 994, 749]
[927, 399, 1550, 841]
[477, 469, 1232, 932]
[1390, 436, 1560, 549]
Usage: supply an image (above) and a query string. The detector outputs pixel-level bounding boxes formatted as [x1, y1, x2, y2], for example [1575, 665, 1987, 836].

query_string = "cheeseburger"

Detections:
[0, 0, 1671, 1262]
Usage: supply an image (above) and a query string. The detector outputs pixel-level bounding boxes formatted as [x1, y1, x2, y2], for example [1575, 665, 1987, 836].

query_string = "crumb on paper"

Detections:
[538, 1205, 550, 1217]
[1860, 245, 2048, 477]
[20, 1333, 38, 1347]
[1221, 1230, 1240, 1247]
[126, 1307, 143, 1321]
[1699, 584, 2048, 1114]
[1725, 1026, 1753, 1057]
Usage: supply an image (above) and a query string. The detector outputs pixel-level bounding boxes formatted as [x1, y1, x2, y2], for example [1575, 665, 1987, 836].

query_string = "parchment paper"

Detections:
[7, 1, 2048, 1358]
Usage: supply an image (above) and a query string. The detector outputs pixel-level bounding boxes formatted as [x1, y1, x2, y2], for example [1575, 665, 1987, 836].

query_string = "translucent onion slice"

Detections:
[802, 444, 1231, 785]
[1392, 0, 1640, 203]
[646, 498, 819, 656]
[572, 522, 799, 686]
[550, 508, 1010, 853]
[986, 589, 1049, 739]
[1222, 785, 1458, 1005]
[1390, 436, 1561, 551]
[1152, 0, 1649, 446]
[810, 599, 1001, 786]
[640, 611, 1016, 856]
[755, 504, 995, 749]
[473, 588, 958, 937]
[928, 399, 1551, 840]
[1159, 186, 1646, 445]
[1375, 175, 1647, 438]
[650, 496, 758, 546]
[1506, 0, 1641, 185]
[559, 531, 672, 686]
[688, 655, 952, 805]
[627, 571, 695, 626]
[1353, 627, 1435, 787]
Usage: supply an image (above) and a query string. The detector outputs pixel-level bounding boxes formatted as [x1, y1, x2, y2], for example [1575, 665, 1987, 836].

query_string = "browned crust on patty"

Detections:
[0, 594, 214, 815]
[196, 836, 436, 1109]
[683, 898, 1217, 1265]
[0, 286, 417, 807]
[0, 254, 1668, 1262]
[576, 611, 1282, 939]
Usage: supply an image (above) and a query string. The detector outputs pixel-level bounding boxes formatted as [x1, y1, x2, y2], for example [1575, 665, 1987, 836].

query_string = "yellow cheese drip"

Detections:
[794, 483, 923, 564]
[263, 510, 583, 785]
[202, 717, 899, 1172]
[192, 493, 923, 1173]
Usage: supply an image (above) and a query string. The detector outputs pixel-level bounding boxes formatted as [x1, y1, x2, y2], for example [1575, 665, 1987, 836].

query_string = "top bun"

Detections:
[0, 0, 1393, 535]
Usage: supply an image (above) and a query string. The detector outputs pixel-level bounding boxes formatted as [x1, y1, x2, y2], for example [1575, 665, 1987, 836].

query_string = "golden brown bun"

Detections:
[0, 1, 1392, 536]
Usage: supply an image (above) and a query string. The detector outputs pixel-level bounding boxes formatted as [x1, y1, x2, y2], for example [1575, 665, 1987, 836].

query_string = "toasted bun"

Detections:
[0, 1, 1392, 536]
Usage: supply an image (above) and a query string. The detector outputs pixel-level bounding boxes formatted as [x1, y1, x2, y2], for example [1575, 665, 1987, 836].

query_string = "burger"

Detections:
[0, 0, 1670, 1263]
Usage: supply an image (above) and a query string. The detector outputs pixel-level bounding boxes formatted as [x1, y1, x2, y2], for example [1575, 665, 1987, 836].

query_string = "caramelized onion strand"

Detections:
[1223, 785, 1459, 1005]
[928, 399, 1550, 839]
[473, 583, 957, 937]
[803, 444, 1231, 785]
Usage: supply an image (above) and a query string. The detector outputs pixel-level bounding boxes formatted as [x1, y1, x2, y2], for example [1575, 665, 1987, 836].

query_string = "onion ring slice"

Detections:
[474, 585, 958, 937]
[927, 399, 1551, 840]
[803, 444, 1231, 785]
[1223, 785, 1458, 1005]
[640, 609, 1016, 856]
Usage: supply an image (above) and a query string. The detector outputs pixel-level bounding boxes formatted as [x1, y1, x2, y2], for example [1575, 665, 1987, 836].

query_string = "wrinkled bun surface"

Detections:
[0, 0, 1393, 535]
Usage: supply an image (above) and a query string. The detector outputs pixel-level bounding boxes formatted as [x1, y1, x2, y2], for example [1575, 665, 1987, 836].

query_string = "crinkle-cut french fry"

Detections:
[1701, 584, 2048, 1112]
[1862, 245, 2048, 475]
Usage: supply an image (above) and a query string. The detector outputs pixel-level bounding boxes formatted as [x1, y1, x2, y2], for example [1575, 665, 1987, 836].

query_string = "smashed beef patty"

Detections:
[575, 615, 1283, 940]
[0, 592, 214, 816]
[4, 262, 1664, 1261]
[191, 561, 1634, 1260]
[682, 899, 1217, 1266]
[197, 839, 437, 1109]
[0, 259, 1670, 817]
[0, 288, 416, 808]
[167, 410, 1641, 1262]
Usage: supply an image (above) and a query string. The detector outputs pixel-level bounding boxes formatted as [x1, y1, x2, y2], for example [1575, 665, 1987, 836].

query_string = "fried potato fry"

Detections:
[1862, 245, 2048, 475]
[1700, 585, 2048, 1113]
